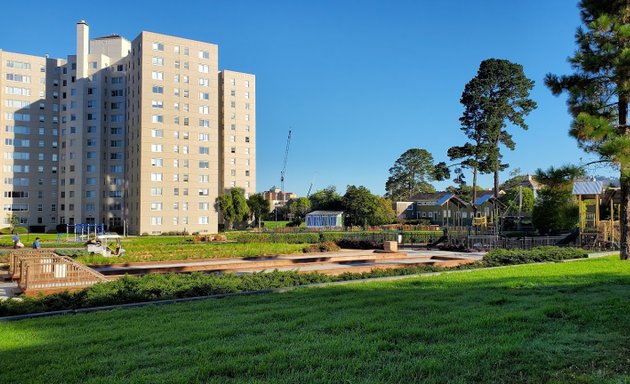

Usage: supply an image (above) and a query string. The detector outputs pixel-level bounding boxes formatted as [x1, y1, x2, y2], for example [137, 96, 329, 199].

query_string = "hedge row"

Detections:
[0, 264, 449, 317]
[482, 246, 588, 267]
[231, 232, 408, 244]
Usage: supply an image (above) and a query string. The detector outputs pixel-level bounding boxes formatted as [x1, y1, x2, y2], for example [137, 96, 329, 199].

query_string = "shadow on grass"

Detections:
[0, 259, 629, 383]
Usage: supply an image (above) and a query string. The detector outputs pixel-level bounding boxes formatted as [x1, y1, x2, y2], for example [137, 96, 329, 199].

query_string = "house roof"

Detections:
[572, 181, 604, 196]
[474, 194, 494, 205]
[409, 192, 468, 207]
[408, 192, 450, 201]
[306, 211, 343, 216]
[474, 193, 507, 208]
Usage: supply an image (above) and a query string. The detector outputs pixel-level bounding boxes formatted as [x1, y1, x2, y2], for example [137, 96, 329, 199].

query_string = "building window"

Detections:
[152, 42, 164, 51]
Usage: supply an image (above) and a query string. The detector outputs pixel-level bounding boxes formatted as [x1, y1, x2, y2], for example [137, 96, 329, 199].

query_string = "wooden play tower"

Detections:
[573, 181, 620, 249]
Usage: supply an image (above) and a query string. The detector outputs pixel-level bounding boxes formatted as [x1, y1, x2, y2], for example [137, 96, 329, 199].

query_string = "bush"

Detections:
[482, 246, 588, 267]
[302, 241, 341, 253]
[0, 271, 335, 317]
[336, 239, 383, 250]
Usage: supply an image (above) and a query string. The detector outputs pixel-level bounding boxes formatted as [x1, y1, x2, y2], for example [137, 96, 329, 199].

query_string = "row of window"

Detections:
[149, 216, 209, 225]
[5, 73, 31, 83]
[5, 126, 58, 136]
[151, 42, 211, 60]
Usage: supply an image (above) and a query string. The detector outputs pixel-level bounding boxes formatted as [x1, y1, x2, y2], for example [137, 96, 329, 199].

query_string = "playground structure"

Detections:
[573, 182, 620, 249]
[66, 223, 106, 242]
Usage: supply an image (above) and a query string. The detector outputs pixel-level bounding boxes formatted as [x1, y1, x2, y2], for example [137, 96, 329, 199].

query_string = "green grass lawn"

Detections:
[1, 256, 629, 383]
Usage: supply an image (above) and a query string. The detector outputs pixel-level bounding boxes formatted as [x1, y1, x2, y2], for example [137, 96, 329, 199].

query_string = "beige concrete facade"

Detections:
[219, 70, 256, 198]
[0, 50, 62, 231]
[0, 21, 256, 235]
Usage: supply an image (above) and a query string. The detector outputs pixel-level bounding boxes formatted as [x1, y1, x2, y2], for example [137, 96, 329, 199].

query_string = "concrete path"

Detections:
[0, 281, 19, 299]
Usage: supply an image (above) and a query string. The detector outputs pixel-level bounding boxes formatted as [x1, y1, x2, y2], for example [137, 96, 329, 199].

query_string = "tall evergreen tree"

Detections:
[545, 0, 630, 259]
[458, 59, 537, 200]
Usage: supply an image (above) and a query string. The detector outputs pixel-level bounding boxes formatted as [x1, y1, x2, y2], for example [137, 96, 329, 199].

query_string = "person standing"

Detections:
[32, 237, 41, 250]
[12, 233, 19, 249]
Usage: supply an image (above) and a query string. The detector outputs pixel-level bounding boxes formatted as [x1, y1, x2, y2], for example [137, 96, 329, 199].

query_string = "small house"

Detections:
[305, 211, 344, 229]
[407, 192, 469, 227]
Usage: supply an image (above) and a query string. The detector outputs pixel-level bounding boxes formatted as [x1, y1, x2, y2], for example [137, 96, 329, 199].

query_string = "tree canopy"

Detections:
[385, 148, 449, 201]
[309, 186, 344, 211]
[545, 0, 630, 259]
[216, 188, 249, 229]
[457, 58, 537, 201]
[343, 185, 395, 227]
[532, 165, 585, 235]
[247, 193, 269, 226]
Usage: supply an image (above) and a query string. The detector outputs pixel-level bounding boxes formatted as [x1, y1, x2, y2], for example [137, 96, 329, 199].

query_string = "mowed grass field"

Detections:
[1, 257, 629, 383]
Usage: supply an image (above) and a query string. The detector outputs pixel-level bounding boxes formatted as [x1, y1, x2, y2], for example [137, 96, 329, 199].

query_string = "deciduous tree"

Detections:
[309, 186, 344, 211]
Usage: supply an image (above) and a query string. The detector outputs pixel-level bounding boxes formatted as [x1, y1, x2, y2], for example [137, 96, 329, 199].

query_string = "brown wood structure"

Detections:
[8, 250, 107, 296]
[573, 182, 620, 249]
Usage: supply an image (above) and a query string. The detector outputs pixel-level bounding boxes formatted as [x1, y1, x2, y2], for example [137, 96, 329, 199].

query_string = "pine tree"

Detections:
[545, 0, 630, 259]
[457, 59, 537, 201]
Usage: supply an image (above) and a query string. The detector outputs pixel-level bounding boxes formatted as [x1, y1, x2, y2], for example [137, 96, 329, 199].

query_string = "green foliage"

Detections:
[302, 241, 340, 253]
[247, 193, 270, 225]
[482, 246, 588, 267]
[343, 185, 394, 227]
[309, 186, 344, 211]
[385, 148, 447, 201]
[531, 165, 583, 235]
[336, 239, 383, 250]
[453, 58, 537, 199]
[286, 197, 311, 225]
[216, 188, 250, 229]
[532, 189, 579, 235]
[0, 271, 335, 316]
[534, 165, 585, 192]
[545, 1, 630, 258]
[500, 187, 534, 215]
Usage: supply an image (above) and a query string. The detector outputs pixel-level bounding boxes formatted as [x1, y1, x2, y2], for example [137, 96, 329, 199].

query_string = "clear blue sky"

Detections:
[0, 1, 606, 196]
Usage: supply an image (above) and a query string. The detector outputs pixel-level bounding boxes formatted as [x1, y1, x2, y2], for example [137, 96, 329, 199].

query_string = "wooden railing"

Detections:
[8, 250, 56, 278]
[9, 250, 107, 294]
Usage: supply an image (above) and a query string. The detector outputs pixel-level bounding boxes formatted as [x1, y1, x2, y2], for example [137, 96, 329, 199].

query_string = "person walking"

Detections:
[12, 233, 19, 249]
[32, 237, 41, 250]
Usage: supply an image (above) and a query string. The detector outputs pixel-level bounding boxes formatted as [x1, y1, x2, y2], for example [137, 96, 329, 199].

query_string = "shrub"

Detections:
[302, 241, 341, 253]
[336, 239, 383, 250]
[0, 271, 334, 317]
[482, 246, 588, 267]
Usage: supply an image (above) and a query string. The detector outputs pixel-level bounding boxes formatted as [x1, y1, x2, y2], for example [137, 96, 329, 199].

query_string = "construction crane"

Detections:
[280, 129, 292, 194]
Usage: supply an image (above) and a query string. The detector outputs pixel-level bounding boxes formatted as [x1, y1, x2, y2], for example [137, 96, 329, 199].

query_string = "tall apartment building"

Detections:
[0, 21, 256, 235]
